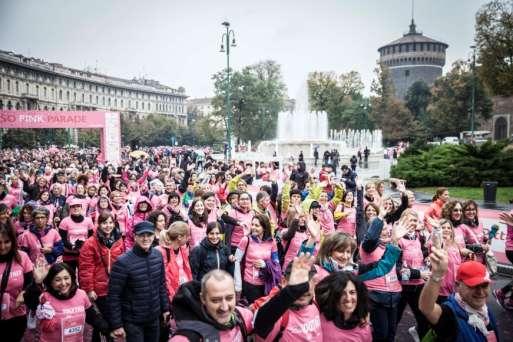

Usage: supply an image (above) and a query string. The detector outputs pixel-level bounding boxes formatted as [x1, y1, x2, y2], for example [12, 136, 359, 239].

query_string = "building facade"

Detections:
[480, 96, 513, 141]
[0, 50, 187, 126]
[378, 20, 448, 99]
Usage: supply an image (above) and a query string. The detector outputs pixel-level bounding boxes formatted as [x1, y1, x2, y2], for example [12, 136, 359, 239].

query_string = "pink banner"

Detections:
[0, 110, 106, 128]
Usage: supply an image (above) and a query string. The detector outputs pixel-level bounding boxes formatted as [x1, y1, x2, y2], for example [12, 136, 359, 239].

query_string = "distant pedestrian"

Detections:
[313, 147, 319, 166]
[350, 155, 358, 172]
[298, 150, 304, 162]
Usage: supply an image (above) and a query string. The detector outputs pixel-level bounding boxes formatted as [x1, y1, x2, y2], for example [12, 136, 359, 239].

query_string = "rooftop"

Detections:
[379, 20, 448, 50]
[0, 49, 187, 97]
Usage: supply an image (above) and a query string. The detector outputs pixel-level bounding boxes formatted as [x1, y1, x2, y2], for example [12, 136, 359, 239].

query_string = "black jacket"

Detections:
[190, 238, 232, 282]
[107, 244, 169, 329]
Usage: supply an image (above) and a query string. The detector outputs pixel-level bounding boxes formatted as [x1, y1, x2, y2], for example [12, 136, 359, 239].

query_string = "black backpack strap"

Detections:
[174, 320, 220, 342]
[234, 308, 248, 341]
[0, 259, 13, 320]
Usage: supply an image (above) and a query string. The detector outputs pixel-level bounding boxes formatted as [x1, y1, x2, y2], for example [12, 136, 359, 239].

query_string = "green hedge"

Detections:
[390, 142, 513, 187]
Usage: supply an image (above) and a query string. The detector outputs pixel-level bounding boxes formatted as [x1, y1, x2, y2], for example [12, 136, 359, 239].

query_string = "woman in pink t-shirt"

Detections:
[0, 224, 34, 342]
[234, 214, 281, 304]
[187, 198, 208, 248]
[25, 262, 108, 342]
[315, 272, 372, 341]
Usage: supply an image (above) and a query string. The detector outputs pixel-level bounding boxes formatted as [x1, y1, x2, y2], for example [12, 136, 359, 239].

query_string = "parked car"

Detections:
[442, 136, 459, 145]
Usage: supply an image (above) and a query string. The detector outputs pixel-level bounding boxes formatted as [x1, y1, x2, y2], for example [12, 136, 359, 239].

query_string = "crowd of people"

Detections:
[0, 145, 512, 342]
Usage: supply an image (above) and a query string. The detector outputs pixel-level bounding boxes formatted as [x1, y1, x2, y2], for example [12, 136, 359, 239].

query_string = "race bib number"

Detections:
[61, 315, 84, 342]
[385, 272, 398, 284]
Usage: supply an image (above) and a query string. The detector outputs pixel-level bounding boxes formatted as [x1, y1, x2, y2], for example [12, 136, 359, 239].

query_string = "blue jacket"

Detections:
[444, 295, 500, 342]
[107, 244, 169, 329]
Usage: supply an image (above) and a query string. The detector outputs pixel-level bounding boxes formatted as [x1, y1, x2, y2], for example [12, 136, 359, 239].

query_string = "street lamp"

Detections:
[220, 21, 236, 161]
[470, 45, 476, 140]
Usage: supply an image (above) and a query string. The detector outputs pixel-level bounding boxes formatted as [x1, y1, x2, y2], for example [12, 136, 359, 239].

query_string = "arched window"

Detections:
[43, 86, 47, 98]
[15, 102, 21, 110]
[7, 101, 12, 109]
[15, 81, 19, 93]
[114, 99, 117, 107]
[73, 92, 77, 102]
[494, 117, 508, 140]
[81, 93, 84, 103]
[25, 83, 29, 93]
[89, 94, 92, 103]
[108, 98, 111, 106]
[66, 91, 70, 101]
[121, 99, 124, 108]
[0, 100, 3, 109]
[7, 79, 11, 92]
[142, 102, 145, 110]
[59, 90, 63, 100]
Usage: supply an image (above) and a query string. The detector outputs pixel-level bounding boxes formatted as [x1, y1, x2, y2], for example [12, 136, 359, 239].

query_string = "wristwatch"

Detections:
[430, 274, 443, 283]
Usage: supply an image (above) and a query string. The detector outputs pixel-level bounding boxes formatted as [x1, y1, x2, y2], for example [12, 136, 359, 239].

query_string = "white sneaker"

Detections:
[408, 326, 420, 342]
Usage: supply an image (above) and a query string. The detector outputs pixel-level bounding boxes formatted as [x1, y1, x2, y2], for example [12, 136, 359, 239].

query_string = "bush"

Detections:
[391, 141, 513, 187]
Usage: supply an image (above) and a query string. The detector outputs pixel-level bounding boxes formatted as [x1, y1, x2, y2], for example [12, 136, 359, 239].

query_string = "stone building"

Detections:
[378, 20, 448, 99]
[479, 96, 513, 141]
[0, 50, 188, 126]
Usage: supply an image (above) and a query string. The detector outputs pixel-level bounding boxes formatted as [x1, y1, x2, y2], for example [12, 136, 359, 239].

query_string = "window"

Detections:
[413, 43, 416, 51]
[73, 92, 77, 102]
[114, 99, 117, 107]
[142, 102, 145, 110]
[102, 96, 105, 105]
[96, 95, 98, 104]
[121, 99, 124, 108]
[0, 77, 2, 90]
[129, 100, 131, 108]
[43, 86, 47, 98]
[36, 85, 39, 96]
[25, 83, 29, 94]
[108, 98, 111, 106]
[66, 91, 70, 101]
[15, 81, 19, 93]
[136, 101, 138, 109]
[81, 93, 85, 103]
[405, 70, 410, 77]
[7, 79, 10, 92]
[89, 94, 92, 103]
[420, 44, 424, 51]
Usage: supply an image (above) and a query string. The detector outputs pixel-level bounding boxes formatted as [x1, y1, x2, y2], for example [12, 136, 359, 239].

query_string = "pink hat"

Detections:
[456, 261, 491, 287]
[69, 198, 83, 207]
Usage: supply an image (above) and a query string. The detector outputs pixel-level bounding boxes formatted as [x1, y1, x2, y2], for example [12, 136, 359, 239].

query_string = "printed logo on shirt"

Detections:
[289, 317, 321, 335]
[62, 306, 84, 315]
[9, 269, 22, 278]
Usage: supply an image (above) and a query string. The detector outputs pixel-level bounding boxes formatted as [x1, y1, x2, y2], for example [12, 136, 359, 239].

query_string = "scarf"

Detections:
[455, 292, 490, 336]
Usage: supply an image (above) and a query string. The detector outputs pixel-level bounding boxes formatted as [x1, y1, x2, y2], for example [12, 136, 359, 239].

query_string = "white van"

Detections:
[442, 137, 459, 145]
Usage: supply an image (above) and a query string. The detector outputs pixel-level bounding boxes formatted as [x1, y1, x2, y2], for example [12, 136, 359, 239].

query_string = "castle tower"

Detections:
[378, 19, 448, 99]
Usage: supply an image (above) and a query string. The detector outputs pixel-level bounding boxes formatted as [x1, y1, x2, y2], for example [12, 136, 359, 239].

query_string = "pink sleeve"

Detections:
[59, 219, 69, 231]
[22, 252, 34, 272]
[237, 236, 249, 251]
[52, 230, 62, 243]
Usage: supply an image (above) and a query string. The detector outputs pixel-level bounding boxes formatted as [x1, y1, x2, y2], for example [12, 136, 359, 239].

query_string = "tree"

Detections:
[121, 113, 179, 147]
[369, 63, 423, 142]
[308, 70, 372, 130]
[211, 60, 287, 143]
[426, 60, 493, 136]
[475, 0, 513, 96]
[405, 80, 431, 123]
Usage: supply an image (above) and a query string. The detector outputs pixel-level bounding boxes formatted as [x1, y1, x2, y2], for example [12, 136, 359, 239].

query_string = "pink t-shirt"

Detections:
[238, 236, 277, 286]
[398, 237, 425, 286]
[336, 206, 357, 237]
[59, 216, 94, 246]
[17, 228, 62, 263]
[320, 314, 372, 341]
[170, 306, 253, 342]
[229, 209, 254, 247]
[281, 229, 309, 272]
[39, 289, 91, 342]
[255, 304, 322, 342]
[359, 244, 402, 293]
[188, 219, 206, 248]
[0, 251, 33, 320]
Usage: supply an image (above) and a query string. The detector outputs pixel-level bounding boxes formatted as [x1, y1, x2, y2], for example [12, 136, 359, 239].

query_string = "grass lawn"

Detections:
[412, 187, 513, 204]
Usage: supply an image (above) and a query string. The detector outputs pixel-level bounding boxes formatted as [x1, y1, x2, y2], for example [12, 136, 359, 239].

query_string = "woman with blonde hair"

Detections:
[156, 221, 192, 302]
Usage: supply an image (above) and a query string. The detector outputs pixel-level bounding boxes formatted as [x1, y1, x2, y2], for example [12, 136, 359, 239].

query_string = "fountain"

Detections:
[256, 81, 383, 160]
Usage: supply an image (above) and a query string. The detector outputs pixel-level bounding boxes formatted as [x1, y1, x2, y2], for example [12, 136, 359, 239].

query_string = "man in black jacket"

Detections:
[108, 221, 170, 342]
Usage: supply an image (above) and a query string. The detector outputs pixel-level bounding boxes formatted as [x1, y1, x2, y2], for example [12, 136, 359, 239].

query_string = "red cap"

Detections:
[456, 261, 490, 287]
[69, 199, 83, 207]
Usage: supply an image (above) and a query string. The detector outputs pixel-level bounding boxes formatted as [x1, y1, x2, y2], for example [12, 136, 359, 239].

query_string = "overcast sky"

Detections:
[0, 0, 488, 99]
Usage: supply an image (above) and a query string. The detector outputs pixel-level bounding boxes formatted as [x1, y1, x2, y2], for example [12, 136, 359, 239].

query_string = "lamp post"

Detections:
[220, 21, 236, 161]
[470, 45, 476, 140]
